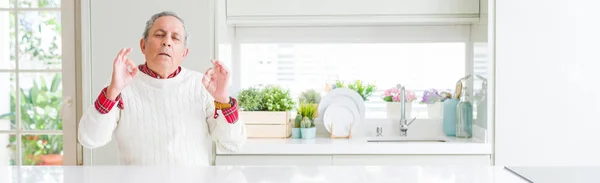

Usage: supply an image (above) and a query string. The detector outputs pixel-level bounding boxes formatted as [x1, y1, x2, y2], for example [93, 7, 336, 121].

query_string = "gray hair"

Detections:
[142, 11, 189, 46]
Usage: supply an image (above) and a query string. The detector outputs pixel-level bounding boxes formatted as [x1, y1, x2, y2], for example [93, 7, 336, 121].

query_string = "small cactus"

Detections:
[301, 117, 313, 128]
[294, 114, 303, 128]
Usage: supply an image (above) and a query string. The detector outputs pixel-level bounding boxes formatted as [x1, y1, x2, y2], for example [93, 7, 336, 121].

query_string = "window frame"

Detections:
[0, 0, 78, 166]
[227, 25, 477, 119]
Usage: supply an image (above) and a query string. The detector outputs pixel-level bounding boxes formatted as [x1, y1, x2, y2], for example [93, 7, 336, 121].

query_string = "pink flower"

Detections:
[384, 88, 399, 97]
[405, 90, 417, 102]
[383, 87, 417, 102]
[392, 95, 400, 102]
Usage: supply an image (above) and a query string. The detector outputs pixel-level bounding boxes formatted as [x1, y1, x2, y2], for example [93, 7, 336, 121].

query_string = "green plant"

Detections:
[298, 89, 321, 104]
[261, 85, 295, 111]
[294, 114, 303, 128]
[300, 117, 313, 128]
[237, 87, 264, 111]
[296, 103, 317, 128]
[335, 80, 376, 101]
[297, 103, 318, 120]
[1, 73, 63, 165]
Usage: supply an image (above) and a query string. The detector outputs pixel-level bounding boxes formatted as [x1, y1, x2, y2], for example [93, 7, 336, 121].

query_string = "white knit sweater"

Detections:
[78, 67, 247, 166]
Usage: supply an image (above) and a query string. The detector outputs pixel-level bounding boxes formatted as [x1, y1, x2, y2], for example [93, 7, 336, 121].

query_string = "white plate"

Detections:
[322, 97, 359, 136]
[319, 88, 365, 120]
[318, 88, 365, 134]
[323, 103, 356, 137]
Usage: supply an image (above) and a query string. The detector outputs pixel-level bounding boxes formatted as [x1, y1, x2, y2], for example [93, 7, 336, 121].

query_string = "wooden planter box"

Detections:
[240, 111, 292, 138]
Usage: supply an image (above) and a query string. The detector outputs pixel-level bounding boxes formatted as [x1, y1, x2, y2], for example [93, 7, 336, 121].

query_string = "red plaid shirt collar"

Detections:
[138, 63, 182, 79]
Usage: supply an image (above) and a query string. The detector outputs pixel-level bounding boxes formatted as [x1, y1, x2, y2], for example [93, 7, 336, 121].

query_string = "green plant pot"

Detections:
[291, 128, 302, 138]
[300, 127, 316, 139]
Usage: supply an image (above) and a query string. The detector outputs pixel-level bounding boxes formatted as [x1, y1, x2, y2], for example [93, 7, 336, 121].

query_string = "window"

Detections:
[0, 0, 75, 167]
[232, 25, 487, 119]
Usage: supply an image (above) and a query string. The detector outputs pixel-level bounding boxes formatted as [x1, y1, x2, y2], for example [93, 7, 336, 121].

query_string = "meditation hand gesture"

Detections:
[107, 48, 138, 100]
[202, 60, 230, 103]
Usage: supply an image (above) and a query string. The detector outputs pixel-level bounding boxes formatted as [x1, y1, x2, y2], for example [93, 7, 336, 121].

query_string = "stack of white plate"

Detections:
[317, 88, 365, 137]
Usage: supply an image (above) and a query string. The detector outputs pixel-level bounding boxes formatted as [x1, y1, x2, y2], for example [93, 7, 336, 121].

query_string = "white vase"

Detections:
[427, 102, 443, 119]
[386, 102, 412, 119]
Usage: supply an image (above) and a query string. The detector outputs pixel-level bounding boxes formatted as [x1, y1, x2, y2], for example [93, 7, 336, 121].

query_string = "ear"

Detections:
[182, 48, 189, 58]
[139, 38, 146, 54]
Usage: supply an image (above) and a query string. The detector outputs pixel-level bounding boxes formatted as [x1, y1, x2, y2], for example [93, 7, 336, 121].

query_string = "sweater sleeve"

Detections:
[78, 88, 121, 149]
[203, 87, 247, 152]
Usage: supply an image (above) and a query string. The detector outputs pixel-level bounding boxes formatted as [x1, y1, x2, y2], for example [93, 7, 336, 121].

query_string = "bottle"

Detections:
[456, 86, 473, 138]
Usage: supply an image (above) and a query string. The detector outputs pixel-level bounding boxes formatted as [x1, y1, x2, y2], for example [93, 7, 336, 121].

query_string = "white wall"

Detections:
[83, 0, 215, 165]
[495, 0, 600, 165]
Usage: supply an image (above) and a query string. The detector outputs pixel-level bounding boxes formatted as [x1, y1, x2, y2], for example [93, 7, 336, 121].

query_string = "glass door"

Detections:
[0, 0, 76, 166]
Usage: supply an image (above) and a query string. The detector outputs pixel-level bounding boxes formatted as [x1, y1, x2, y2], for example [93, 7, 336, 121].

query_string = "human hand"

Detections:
[107, 48, 138, 100]
[202, 59, 230, 103]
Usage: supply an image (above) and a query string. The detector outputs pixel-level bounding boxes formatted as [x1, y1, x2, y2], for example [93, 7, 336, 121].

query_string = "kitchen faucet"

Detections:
[397, 84, 417, 136]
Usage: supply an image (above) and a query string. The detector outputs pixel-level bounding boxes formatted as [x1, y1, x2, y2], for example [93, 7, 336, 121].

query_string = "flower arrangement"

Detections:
[419, 89, 452, 104]
[382, 87, 417, 102]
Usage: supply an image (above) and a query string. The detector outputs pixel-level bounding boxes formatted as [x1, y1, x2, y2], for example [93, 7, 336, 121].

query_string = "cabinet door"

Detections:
[332, 155, 490, 166]
[226, 0, 480, 17]
[215, 155, 332, 166]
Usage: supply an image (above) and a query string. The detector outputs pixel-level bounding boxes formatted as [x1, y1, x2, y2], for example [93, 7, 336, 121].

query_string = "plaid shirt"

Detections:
[93, 63, 239, 124]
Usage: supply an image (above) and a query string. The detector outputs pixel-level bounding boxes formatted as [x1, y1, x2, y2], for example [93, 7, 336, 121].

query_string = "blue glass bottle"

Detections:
[456, 87, 473, 138]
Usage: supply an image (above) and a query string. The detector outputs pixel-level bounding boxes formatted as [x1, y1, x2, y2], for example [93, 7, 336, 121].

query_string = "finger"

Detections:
[213, 60, 229, 75]
[126, 58, 136, 71]
[115, 48, 126, 63]
[130, 67, 138, 76]
[201, 74, 210, 88]
[219, 63, 229, 75]
[122, 48, 132, 58]
[210, 60, 219, 71]
[205, 67, 215, 77]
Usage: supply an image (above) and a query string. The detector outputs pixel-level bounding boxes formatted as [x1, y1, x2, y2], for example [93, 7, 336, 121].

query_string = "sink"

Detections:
[366, 138, 448, 143]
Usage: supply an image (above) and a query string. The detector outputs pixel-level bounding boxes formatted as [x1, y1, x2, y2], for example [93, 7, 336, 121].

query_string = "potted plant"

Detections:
[298, 89, 321, 104]
[237, 87, 264, 111]
[296, 103, 318, 139]
[292, 89, 321, 138]
[419, 89, 452, 119]
[335, 80, 376, 101]
[237, 85, 295, 138]
[383, 87, 417, 119]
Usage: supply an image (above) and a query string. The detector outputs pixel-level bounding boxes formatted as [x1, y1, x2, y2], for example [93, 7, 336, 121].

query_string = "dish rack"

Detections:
[329, 123, 353, 139]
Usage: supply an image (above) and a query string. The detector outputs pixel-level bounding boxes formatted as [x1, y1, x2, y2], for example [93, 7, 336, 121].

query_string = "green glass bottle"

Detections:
[456, 86, 473, 138]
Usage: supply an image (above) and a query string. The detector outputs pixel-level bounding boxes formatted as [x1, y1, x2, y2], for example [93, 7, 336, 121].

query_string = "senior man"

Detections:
[78, 11, 247, 166]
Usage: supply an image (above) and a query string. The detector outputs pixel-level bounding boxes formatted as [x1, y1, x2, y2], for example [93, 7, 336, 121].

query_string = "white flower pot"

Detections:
[386, 102, 412, 119]
[427, 102, 443, 119]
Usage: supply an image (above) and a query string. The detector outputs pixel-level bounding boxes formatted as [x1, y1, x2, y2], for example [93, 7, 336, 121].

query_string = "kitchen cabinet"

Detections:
[332, 155, 491, 166]
[214, 155, 490, 166]
[215, 155, 332, 166]
[226, 0, 479, 17]
[224, 0, 481, 25]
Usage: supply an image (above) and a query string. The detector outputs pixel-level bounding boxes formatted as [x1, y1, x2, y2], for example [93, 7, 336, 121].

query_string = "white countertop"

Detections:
[217, 136, 492, 155]
[505, 166, 600, 183]
[0, 166, 528, 183]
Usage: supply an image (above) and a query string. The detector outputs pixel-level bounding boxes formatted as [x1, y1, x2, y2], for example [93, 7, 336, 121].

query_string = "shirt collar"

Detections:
[138, 63, 182, 79]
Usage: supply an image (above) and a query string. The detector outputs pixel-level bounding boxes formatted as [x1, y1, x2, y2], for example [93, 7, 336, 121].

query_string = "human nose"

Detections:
[161, 37, 173, 47]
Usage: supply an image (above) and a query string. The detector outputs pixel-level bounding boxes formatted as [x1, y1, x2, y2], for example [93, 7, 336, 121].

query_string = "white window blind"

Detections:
[233, 25, 488, 118]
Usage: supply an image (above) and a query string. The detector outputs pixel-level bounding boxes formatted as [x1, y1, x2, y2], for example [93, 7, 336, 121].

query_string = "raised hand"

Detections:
[107, 48, 138, 100]
[202, 59, 230, 103]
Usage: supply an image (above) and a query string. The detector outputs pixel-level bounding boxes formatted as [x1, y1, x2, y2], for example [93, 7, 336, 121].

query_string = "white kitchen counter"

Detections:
[217, 136, 492, 155]
[0, 166, 528, 183]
